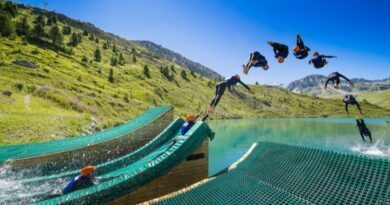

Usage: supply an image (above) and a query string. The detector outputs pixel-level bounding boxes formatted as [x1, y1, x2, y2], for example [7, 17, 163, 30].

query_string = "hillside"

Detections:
[135, 41, 223, 80]
[0, 1, 389, 145]
[287, 75, 390, 109]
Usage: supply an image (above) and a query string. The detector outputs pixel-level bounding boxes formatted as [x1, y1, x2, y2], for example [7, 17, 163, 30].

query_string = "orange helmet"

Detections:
[293, 46, 300, 53]
[186, 114, 196, 122]
[313, 51, 319, 56]
[234, 74, 240, 79]
[81, 166, 96, 176]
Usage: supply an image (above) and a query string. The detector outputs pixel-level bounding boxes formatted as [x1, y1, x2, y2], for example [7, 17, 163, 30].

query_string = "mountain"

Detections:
[287, 75, 390, 109]
[0, 1, 388, 145]
[135, 41, 223, 80]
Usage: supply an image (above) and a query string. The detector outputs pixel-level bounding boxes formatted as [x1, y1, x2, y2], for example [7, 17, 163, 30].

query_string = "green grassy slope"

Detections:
[0, 2, 389, 145]
[357, 90, 390, 110]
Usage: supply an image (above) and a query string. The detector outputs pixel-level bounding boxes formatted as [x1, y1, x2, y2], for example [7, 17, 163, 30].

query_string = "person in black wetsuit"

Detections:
[62, 166, 96, 195]
[242, 51, 269, 75]
[293, 34, 310, 59]
[208, 74, 253, 113]
[309, 51, 336, 69]
[150, 113, 201, 162]
[356, 118, 372, 143]
[61, 166, 120, 195]
[343, 95, 362, 114]
[268, 41, 289, 63]
[324, 72, 354, 89]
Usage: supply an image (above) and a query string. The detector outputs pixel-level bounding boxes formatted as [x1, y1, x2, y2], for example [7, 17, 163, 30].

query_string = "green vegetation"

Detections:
[357, 90, 390, 110]
[0, 1, 389, 145]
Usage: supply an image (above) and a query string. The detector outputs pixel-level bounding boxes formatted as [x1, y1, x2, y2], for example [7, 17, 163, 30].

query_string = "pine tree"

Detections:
[181, 70, 188, 80]
[190, 70, 197, 78]
[108, 68, 114, 83]
[62, 25, 71, 35]
[94, 48, 101, 62]
[16, 16, 30, 36]
[170, 65, 176, 73]
[103, 42, 108, 50]
[95, 37, 99, 43]
[34, 15, 45, 27]
[118, 53, 125, 65]
[49, 25, 63, 46]
[112, 44, 117, 53]
[68, 32, 79, 47]
[110, 56, 118, 66]
[0, 13, 15, 37]
[89, 33, 94, 41]
[51, 16, 57, 24]
[82, 56, 88, 63]
[3, 1, 18, 18]
[132, 54, 137, 63]
[143, 65, 151, 78]
[82, 29, 88, 36]
[77, 32, 82, 43]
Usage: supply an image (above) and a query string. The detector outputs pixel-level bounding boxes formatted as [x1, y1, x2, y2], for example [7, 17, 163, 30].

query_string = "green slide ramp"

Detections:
[20, 118, 185, 185]
[157, 142, 390, 205]
[0, 105, 172, 171]
[32, 121, 213, 204]
[3, 118, 186, 204]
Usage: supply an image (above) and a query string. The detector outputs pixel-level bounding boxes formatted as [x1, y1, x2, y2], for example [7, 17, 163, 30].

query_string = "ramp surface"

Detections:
[0, 106, 172, 170]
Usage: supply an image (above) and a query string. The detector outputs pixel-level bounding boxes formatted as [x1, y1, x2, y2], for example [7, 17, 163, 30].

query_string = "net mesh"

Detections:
[157, 142, 390, 205]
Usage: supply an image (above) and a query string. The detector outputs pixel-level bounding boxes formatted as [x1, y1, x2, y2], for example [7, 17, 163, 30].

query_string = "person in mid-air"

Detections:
[356, 118, 372, 143]
[150, 113, 201, 161]
[242, 51, 269, 75]
[324, 72, 354, 89]
[268, 41, 289, 63]
[309, 52, 336, 69]
[62, 166, 97, 194]
[293, 34, 310, 59]
[343, 95, 362, 114]
[208, 74, 253, 113]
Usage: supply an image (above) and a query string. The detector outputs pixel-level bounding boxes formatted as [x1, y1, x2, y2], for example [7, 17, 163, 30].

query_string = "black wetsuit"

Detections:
[343, 95, 362, 114]
[294, 36, 310, 59]
[324, 72, 353, 89]
[356, 118, 372, 143]
[245, 51, 268, 70]
[209, 76, 251, 108]
[269, 42, 289, 59]
[309, 55, 336, 68]
[63, 175, 95, 194]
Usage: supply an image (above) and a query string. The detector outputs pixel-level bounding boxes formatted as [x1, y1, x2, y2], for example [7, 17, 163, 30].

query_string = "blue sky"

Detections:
[14, 0, 390, 84]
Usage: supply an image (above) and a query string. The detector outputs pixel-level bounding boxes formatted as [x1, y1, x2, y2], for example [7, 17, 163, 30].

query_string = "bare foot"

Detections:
[208, 105, 215, 113]
[242, 65, 249, 75]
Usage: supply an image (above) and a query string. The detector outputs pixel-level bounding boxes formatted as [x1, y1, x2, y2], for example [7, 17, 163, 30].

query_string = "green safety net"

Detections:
[0, 105, 172, 164]
[21, 118, 184, 186]
[157, 142, 390, 205]
[33, 121, 213, 204]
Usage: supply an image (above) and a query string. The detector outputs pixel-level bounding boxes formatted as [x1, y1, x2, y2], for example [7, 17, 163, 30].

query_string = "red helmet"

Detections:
[234, 74, 240, 79]
[313, 51, 319, 56]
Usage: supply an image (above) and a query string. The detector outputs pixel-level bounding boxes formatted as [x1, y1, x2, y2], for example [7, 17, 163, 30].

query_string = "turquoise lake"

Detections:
[208, 118, 390, 176]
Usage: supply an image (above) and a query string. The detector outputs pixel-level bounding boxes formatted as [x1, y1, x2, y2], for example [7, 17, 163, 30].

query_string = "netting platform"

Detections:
[155, 142, 390, 205]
